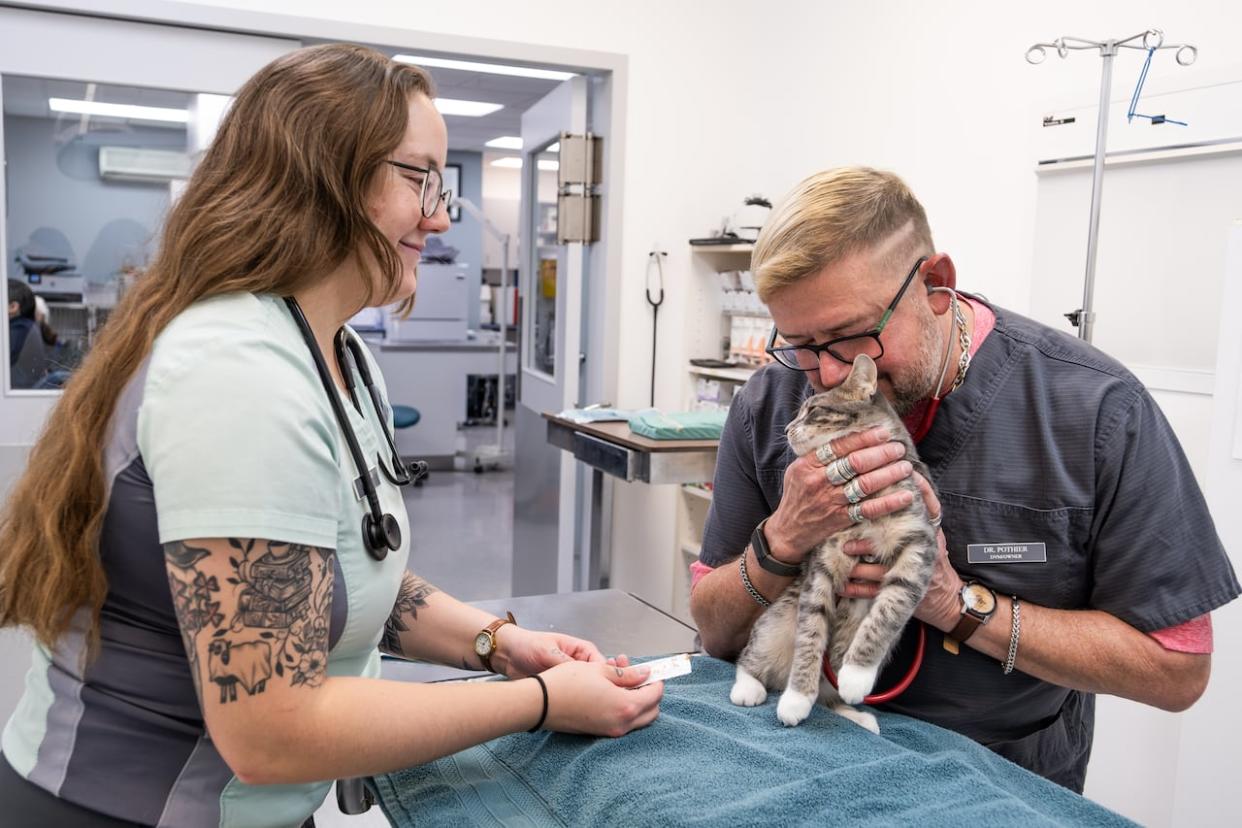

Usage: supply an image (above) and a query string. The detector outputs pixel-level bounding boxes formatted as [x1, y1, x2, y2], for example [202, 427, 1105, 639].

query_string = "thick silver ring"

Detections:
[824, 456, 857, 486]
[929, 513, 942, 529]
[814, 444, 837, 466]
[848, 503, 866, 524]
[843, 478, 866, 505]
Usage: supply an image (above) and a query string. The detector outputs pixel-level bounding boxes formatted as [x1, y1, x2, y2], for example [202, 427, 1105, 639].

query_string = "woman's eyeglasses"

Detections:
[386, 160, 452, 218]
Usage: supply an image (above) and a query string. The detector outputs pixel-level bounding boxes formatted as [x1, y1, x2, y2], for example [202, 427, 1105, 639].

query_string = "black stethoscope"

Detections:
[284, 297, 427, 561]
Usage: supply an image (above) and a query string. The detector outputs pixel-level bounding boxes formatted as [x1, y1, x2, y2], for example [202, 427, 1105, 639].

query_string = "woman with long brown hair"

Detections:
[0, 43, 662, 827]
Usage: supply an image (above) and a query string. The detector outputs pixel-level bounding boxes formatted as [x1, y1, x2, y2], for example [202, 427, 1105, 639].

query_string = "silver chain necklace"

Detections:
[950, 295, 972, 392]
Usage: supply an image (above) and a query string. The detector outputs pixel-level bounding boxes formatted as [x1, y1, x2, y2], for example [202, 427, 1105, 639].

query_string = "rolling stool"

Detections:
[391, 405, 427, 486]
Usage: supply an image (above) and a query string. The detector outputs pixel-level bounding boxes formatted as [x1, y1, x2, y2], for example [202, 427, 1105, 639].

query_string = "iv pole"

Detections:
[452, 195, 512, 471]
[1026, 29, 1196, 344]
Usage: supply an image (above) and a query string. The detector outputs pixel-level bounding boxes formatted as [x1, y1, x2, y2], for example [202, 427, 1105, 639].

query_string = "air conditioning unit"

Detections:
[98, 146, 192, 183]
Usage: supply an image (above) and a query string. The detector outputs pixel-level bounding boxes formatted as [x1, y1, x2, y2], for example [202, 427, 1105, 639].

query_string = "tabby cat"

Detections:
[729, 355, 937, 732]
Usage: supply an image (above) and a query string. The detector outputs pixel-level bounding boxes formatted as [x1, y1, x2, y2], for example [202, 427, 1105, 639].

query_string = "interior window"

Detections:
[3, 74, 206, 391]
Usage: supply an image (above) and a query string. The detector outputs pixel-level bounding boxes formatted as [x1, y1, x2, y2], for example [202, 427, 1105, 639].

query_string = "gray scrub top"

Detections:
[3, 294, 410, 827]
[700, 302, 1239, 792]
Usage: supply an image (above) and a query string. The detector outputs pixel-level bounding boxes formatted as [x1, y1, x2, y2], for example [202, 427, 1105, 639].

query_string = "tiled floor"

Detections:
[401, 464, 514, 601]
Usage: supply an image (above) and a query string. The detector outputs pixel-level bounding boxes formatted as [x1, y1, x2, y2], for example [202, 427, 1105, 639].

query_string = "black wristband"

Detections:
[527, 674, 549, 733]
[751, 518, 802, 577]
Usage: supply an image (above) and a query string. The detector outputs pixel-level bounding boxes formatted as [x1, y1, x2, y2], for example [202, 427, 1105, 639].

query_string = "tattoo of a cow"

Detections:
[207, 639, 273, 703]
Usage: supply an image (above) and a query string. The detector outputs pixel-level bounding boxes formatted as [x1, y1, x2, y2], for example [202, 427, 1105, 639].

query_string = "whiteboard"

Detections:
[1029, 152, 1242, 374]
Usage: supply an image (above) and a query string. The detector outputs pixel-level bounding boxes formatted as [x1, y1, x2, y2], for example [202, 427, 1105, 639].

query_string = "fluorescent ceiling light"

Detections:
[434, 97, 503, 117]
[485, 136, 523, 150]
[485, 138, 559, 153]
[395, 54, 575, 81]
[489, 157, 560, 171]
[49, 97, 188, 123]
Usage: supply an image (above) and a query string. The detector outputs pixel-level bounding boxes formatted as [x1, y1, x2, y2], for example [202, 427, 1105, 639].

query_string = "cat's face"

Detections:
[786, 355, 880, 455]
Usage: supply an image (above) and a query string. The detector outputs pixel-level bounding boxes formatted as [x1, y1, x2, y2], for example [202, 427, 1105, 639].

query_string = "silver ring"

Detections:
[929, 513, 942, 529]
[843, 478, 866, 505]
[824, 456, 857, 486]
[814, 444, 836, 466]
[848, 503, 866, 524]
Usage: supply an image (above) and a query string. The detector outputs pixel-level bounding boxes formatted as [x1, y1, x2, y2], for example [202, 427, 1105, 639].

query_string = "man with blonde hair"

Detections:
[689, 166, 1238, 791]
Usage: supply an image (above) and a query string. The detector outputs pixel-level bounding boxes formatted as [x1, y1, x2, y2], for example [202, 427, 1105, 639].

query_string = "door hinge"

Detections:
[556, 132, 602, 244]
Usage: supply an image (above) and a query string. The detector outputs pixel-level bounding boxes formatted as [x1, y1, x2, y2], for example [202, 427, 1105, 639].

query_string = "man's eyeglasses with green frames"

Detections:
[765, 256, 929, 372]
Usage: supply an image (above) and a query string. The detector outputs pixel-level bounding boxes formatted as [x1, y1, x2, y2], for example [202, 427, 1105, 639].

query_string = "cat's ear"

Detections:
[840, 354, 878, 400]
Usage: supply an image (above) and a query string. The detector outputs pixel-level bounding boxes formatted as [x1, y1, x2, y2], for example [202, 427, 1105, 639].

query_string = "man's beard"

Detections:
[889, 304, 948, 416]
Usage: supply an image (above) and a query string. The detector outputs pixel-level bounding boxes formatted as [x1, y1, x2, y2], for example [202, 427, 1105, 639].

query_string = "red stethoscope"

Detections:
[821, 288, 964, 703]
[822, 623, 927, 704]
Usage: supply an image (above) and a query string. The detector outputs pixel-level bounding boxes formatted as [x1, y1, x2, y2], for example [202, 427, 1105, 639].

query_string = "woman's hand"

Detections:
[497, 627, 605, 678]
[538, 660, 664, 737]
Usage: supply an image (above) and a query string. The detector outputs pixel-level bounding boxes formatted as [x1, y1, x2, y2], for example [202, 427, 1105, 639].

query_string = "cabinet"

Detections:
[669, 244, 764, 623]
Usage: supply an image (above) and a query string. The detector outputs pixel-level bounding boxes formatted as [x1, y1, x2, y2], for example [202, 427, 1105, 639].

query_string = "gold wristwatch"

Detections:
[944, 582, 997, 654]
[473, 612, 516, 673]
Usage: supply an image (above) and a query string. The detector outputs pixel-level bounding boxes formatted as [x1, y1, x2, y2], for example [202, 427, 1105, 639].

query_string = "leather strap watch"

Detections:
[474, 611, 516, 673]
[751, 518, 802, 577]
[944, 581, 997, 654]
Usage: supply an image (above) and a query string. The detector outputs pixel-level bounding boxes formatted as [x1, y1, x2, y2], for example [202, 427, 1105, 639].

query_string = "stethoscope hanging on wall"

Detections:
[646, 249, 666, 408]
[284, 297, 427, 561]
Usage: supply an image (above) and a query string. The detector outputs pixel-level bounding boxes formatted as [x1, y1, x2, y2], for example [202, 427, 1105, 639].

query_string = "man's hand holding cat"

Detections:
[838, 474, 966, 631]
[765, 427, 917, 565]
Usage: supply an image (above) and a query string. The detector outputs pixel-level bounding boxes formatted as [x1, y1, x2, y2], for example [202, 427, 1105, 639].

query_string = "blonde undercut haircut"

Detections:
[752, 167, 934, 303]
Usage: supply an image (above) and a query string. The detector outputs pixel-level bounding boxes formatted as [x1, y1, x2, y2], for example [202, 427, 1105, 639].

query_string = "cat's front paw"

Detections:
[832, 705, 880, 734]
[730, 668, 768, 707]
[836, 664, 878, 705]
[776, 690, 815, 726]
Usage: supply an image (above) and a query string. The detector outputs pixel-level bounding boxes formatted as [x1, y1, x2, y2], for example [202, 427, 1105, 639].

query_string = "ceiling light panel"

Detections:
[395, 55, 575, 81]
[48, 97, 188, 123]
[435, 97, 504, 117]
[485, 136, 523, 150]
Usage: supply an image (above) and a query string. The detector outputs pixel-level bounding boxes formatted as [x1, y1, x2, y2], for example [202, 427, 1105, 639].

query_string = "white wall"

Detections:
[1172, 223, 1242, 826]
[7, 2, 1242, 824]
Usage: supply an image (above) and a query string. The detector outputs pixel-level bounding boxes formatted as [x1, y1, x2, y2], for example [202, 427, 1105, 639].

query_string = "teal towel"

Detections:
[373, 657, 1134, 827]
[627, 409, 728, 440]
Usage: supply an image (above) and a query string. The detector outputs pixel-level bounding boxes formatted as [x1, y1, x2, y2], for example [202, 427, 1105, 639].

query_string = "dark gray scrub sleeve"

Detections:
[700, 385, 770, 568]
[1089, 387, 1240, 631]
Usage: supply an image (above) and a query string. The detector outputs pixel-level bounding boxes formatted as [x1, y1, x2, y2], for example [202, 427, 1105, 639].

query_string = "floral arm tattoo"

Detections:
[380, 571, 441, 658]
[164, 539, 334, 706]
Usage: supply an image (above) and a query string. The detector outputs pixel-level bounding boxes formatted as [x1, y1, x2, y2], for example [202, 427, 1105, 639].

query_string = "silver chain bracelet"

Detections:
[739, 552, 772, 608]
[1003, 597, 1021, 674]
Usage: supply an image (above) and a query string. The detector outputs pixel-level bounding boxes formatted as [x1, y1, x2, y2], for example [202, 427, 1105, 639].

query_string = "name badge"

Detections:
[353, 467, 380, 501]
[967, 542, 1047, 564]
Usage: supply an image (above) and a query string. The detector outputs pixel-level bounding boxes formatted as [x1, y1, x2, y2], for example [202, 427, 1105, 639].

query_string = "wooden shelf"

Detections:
[681, 484, 713, 502]
[688, 365, 757, 383]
